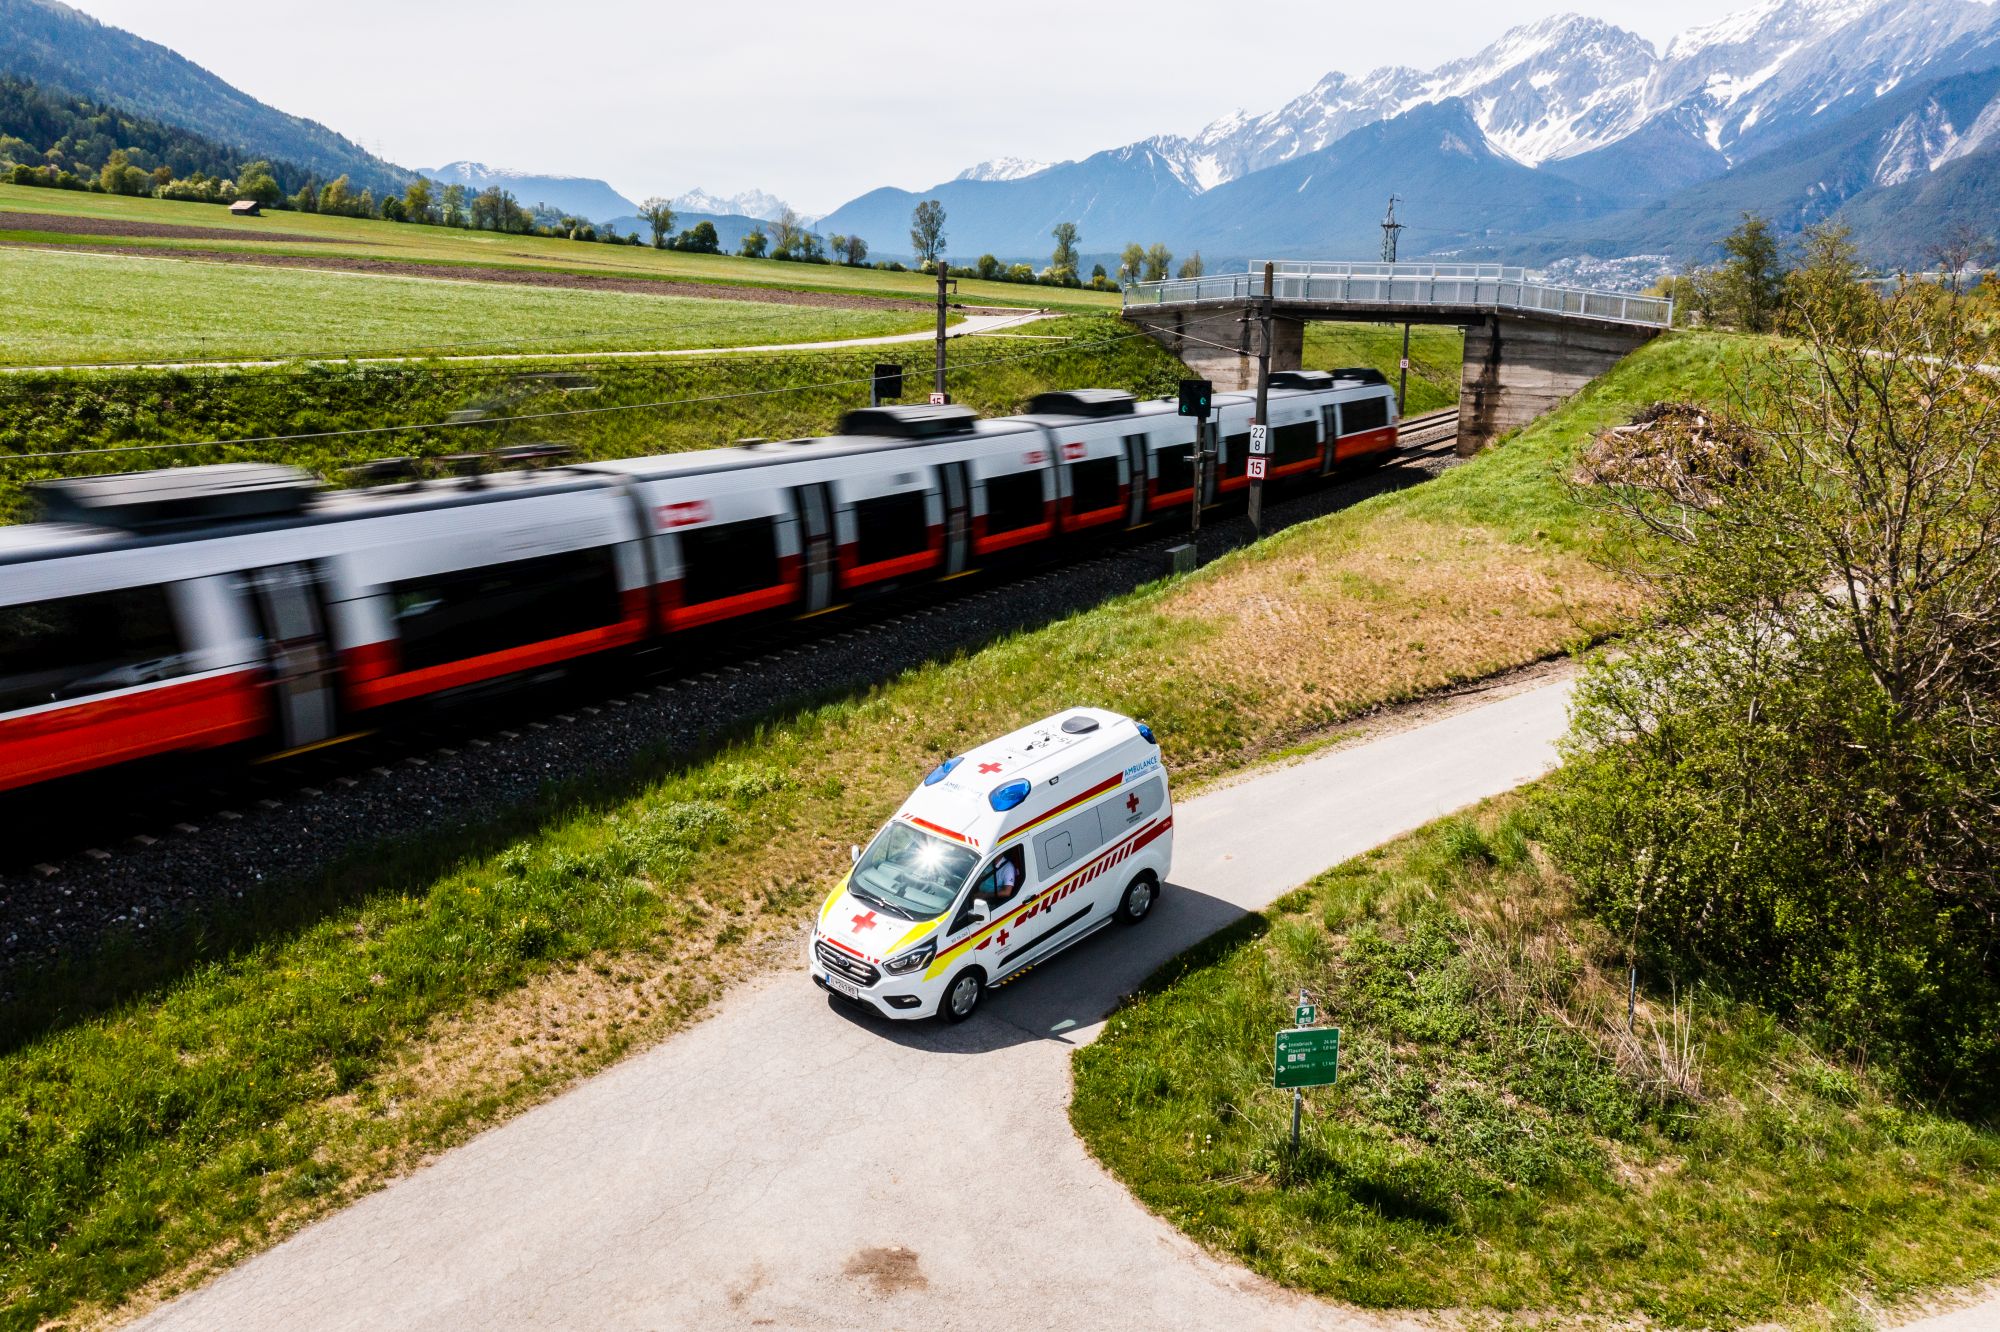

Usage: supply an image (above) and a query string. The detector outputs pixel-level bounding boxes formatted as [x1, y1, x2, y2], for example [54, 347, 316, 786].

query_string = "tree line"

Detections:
[896, 199, 1203, 289]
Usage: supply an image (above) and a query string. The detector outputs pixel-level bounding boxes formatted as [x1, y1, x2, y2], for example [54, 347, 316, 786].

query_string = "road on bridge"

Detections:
[130, 670, 1996, 1332]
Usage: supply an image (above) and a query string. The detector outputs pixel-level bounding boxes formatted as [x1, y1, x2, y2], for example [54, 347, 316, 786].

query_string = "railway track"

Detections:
[0, 410, 1460, 988]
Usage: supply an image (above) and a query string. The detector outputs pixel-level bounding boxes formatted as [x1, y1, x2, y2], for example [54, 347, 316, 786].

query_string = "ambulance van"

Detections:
[810, 707, 1172, 1022]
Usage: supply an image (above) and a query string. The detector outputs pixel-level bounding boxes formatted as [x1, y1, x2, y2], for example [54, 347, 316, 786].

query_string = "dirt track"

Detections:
[0, 209, 343, 244]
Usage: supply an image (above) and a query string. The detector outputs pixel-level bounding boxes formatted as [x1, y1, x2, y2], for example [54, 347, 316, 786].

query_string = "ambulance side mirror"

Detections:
[850, 844, 861, 864]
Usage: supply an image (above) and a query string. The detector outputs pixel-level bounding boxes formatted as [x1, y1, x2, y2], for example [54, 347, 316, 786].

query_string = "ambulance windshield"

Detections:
[849, 823, 979, 920]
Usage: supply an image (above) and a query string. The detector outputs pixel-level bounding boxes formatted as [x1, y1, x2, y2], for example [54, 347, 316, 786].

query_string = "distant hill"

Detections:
[420, 161, 637, 223]
[0, 0, 411, 192]
[0, 73, 314, 191]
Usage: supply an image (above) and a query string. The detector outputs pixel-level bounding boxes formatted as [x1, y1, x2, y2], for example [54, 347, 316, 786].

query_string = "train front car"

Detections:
[0, 461, 649, 794]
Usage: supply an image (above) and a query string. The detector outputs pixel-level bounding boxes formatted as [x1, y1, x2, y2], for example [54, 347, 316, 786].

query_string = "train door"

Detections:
[937, 461, 971, 575]
[1123, 434, 1148, 526]
[1320, 405, 1340, 476]
[794, 482, 836, 612]
[245, 563, 338, 749]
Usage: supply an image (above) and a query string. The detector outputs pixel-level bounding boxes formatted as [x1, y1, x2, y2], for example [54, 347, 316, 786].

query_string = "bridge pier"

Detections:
[1456, 315, 1658, 454]
[1132, 307, 1304, 392]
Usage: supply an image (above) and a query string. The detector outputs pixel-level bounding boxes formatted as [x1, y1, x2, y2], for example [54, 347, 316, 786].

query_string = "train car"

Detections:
[0, 462, 646, 793]
[0, 374, 1402, 795]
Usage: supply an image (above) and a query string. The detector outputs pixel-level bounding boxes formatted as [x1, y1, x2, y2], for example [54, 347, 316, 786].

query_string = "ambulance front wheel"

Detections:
[1116, 872, 1159, 925]
[941, 968, 985, 1023]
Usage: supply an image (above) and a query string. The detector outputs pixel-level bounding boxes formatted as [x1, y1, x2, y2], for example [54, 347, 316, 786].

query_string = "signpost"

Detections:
[1275, 989, 1338, 1150]
[1246, 457, 1267, 481]
[928, 391, 948, 405]
[1177, 378, 1214, 549]
[1248, 424, 1269, 455]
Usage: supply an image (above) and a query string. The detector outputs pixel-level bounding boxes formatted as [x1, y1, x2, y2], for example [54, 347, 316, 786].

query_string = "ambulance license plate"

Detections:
[825, 972, 862, 1001]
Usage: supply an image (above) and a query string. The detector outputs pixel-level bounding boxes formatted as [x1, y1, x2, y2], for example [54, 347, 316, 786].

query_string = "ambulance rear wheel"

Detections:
[941, 968, 985, 1023]
[1117, 873, 1158, 925]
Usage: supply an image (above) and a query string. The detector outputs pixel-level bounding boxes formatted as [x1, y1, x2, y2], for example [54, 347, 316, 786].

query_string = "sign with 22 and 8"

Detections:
[1274, 1026, 1340, 1088]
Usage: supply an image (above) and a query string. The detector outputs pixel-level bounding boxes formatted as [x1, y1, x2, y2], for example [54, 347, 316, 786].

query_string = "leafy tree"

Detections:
[827, 233, 847, 260]
[1004, 262, 1034, 282]
[1143, 243, 1173, 282]
[685, 220, 721, 253]
[1717, 212, 1786, 331]
[235, 160, 281, 204]
[1779, 222, 1872, 338]
[1120, 242, 1145, 283]
[771, 207, 805, 258]
[378, 194, 405, 222]
[97, 150, 146, 195]
[639, 197, 676, 249]
[976, 253, 1001, 280]
[840, 233, 868, 265]
[440, 183, 466, 227]
[403, 176, 435, 223]
[1177, 252, 1205, 279]
[355, 188, 375, 218]
[739, 229, 768, 258]
[289, 182, 317, 213]
[1050, 220, 1080, 272]
[1550, 270, 2000, 1105]
[318, 174, 354, 215]
[910, 199, 946, 264]
[1090, 262, 1107, 280]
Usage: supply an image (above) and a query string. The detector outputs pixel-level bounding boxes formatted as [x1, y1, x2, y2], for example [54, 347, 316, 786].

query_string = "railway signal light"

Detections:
[1177, 378, 1212, 419]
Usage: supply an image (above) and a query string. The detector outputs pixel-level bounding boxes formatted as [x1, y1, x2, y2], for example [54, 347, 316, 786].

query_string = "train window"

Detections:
[0, 585, 189, 714]
[1340, 397, 1389, 435]
[851, 490, 931, 564]
[1275, 421, 1320, 466]
[1221, 433, 1250, 479]
[983, 470, 1046, 533]
[389, 547, 623, 672]
[681, 517, 783, 603]
[1153, 444, 1195, 496]
[1067, 456, 1121, 514]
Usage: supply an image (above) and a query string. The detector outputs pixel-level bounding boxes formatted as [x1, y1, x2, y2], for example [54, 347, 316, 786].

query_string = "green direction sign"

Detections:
[1274, 1027, 1340, 1089]
[1295, 1003, 1317, 1027]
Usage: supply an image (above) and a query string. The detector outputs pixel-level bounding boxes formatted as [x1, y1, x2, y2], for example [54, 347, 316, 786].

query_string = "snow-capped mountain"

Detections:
[823, 0, 2000, 264]
[997, 0, 2000, 195]
[671, 187, 801, 224]
[954, 157, 1052, 182]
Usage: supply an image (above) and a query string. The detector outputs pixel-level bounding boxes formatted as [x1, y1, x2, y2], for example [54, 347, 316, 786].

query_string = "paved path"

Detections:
[1, 311, 1054, 375]
[132, 676, 1996, 1331]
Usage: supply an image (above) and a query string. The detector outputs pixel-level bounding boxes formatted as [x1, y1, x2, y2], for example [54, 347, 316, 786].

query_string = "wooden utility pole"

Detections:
[934, 261, 951, 400]
[1248, 261, 1274, 535]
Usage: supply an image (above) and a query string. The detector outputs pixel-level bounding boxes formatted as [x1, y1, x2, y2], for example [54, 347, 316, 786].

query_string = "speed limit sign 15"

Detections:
[1247, 456, 1268, 480]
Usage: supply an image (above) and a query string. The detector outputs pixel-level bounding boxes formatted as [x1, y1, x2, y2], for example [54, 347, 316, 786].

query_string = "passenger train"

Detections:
[0, 370, 1397, 794]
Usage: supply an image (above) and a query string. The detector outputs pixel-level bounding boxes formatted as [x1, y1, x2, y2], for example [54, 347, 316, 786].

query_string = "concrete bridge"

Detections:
[1120, 262, 1674, 452]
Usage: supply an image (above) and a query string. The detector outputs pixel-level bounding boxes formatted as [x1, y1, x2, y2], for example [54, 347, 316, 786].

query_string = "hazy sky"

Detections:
[69, 0, 1748, 213]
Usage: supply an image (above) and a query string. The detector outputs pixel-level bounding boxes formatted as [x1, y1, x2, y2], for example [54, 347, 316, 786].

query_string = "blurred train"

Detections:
[0, 371, 1398, 794]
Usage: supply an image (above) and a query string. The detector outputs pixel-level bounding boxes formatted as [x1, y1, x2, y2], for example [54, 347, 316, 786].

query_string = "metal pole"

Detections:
[1248, 261, 1273, 536]
[1188, 422, 1206, 545]
[1397, 322, 1411, 416]
[934, 261, 949, 400]
[1291, 1087, 1302, 1152]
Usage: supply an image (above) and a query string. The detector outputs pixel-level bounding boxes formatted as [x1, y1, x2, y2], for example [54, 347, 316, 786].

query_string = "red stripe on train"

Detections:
[0, 669, 268, 792]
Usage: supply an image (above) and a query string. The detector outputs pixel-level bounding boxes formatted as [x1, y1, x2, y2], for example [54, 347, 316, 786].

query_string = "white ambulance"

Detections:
[809, 707, 1173, 1022]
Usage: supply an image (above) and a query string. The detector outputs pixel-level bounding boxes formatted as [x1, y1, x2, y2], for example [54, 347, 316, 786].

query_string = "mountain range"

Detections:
[833, 0, 2000, 268]
[6, 0, 1999, 272]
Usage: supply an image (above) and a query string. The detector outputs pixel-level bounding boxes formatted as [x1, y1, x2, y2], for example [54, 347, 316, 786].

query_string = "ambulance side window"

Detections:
[1034, 805, 1107, 879]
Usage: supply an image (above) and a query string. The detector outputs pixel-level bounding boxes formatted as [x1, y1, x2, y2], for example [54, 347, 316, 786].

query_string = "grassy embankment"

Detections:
[0, 314, 1184, 522]
[0, 246, 943, 366]
[1072, 798, 2000, 1328]
[0, 331, 1735, 1326]
[0, 183, 1118, 312]
[1302, 323, 1463, 415]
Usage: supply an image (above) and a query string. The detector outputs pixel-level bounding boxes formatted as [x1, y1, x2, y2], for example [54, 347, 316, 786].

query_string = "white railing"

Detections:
[1123, 260, 1673, 329]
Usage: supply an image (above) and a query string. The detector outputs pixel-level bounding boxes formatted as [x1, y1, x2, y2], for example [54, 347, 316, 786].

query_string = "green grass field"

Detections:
[0, 335, 1728, 1326]
[0, 183, 1121, 312]
[1071, 799, 2000, 1328]
[0, 246, 943, 366]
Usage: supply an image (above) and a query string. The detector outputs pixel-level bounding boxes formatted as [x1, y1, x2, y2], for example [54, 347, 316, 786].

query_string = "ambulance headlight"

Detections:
[989, 778, 1032, 811]
[884, 941, 936, 975]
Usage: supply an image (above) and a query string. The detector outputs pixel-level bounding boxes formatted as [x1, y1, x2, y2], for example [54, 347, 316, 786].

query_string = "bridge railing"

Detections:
[1123, 261, 1673, 329]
